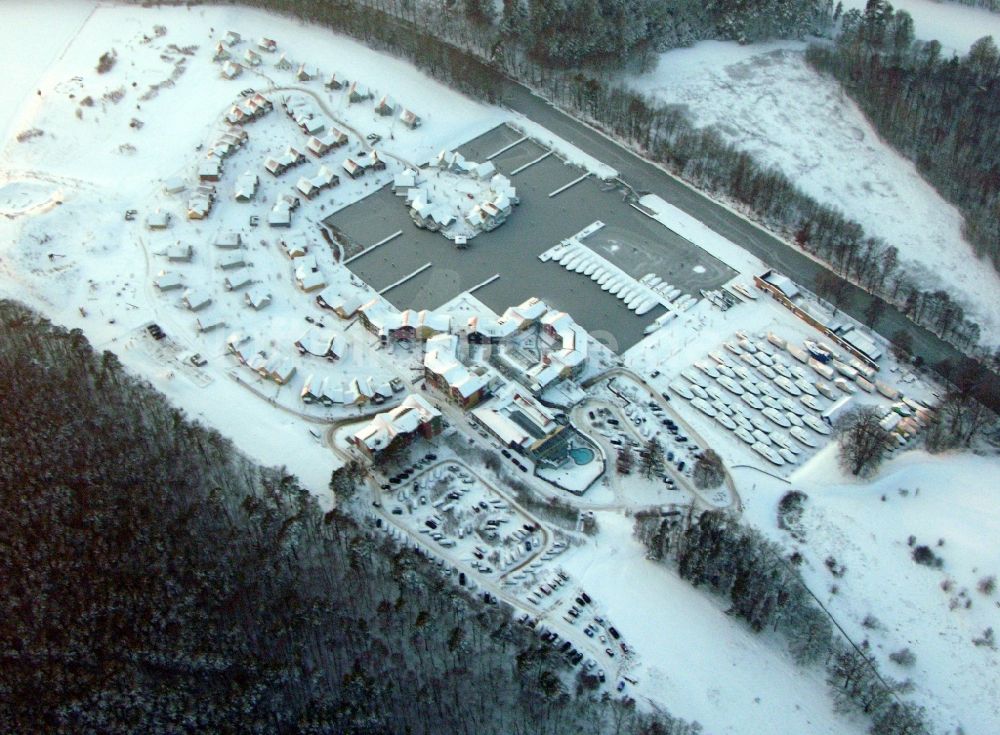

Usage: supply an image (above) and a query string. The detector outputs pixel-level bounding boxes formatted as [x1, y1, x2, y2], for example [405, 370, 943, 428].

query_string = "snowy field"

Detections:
[841, 0, 1000, 53]
[738, 448, 1000, 735]
[627, 40, 1000, 347]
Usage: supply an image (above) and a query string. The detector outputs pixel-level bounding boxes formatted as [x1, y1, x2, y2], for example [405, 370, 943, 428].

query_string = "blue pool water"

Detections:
[569, 446, 595, 465]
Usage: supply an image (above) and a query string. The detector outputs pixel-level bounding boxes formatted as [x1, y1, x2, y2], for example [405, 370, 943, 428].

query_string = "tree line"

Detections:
[634, 508, 932, 735]
[0, 299, 699, 734]
[807, 1, 1000, 278]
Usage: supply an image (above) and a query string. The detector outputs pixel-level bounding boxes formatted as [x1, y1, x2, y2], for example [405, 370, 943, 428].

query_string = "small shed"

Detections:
[182, 289, 212, 311]
[224, 269, 253, 291]
[245, 285, 272, 310]
[154, 271, 184, 291]
[221, 61, 243, 80]
[375, 95, 396, 116]
[398, 108, 421, 129]
[146, 209, 170, 230]
[214, 231, 242, 249]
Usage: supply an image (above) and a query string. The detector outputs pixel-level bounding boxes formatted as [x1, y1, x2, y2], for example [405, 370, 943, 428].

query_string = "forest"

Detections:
[0, 300, 697, 734]
[634, 509, 932, 735]
[807, 0, 1000, 275]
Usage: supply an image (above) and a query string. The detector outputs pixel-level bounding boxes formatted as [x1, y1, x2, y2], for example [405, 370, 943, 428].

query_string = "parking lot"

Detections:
[325, 124, 736, 353]
[369, 451, 633, 685]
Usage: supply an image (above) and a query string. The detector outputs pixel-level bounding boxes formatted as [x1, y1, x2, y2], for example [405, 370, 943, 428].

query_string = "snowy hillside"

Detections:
[627, 41, 1000, 347]
[738, 449, 1000, 734]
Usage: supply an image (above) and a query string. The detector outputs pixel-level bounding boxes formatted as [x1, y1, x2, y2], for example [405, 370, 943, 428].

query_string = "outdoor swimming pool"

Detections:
[569, 446, 595, 465]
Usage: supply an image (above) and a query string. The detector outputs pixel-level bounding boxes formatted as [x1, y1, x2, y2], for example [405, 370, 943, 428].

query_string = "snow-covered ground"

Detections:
[841, 0, 1000, 53]
[738, 448, 1000, 735]
[561, 511, 869, 735]
[0, 0, 96, 144]
[627, 40, 1000, 348]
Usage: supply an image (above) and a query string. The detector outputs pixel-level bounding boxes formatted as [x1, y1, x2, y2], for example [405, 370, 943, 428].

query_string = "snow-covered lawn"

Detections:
[738, 448, 1000, 735]
[627, 41, 1000, 347]
[841, 0, 1000, 53]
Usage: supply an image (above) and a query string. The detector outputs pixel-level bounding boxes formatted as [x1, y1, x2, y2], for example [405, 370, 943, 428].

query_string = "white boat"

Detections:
[756, 352, 774, 366]
[735, 427, 755, 445]
[691, 384, 709, 400]
[771, 432, 796, 452]
[616, 283, 634, 300]
[780, 396, 805, 416]
[757, 365, 777, 380]
[647, 276, 662, 287]
[772, 362, 792, 378]
[785, 412, 804, 428]
[627, 293, 647, 310]
[695, 360, 720, 379]
[708, 351, 730, 366]
[816, 381, 838, 399]
[762, 394, 783, 410]
[753, 339, 773, 356]
[752, 442, 785, 466]
[733, 366, 753, 380]
[666, 287, 681, 301]
[556, 249, 575, 265]
[778, 447, 797, 464]
[750, 414, 771, 432]
[741, 393, 764, 410]
[600, 278, 615, 291]
[718, 364, 736, 378]
[762, 407, 791, 428]
[738, 339, 757, 354]
[596, 271, 614, 286]
[740, 352, 761, 368]
[795, 378, 819, 396]
[790, 426, 817, 447]
[635, 298, 657, 316]
[669, 382, 694, 400]
[715, 413, 737, 431]
[834, 377, 857, 395]
[609, 279, 627, 296]
[739, 379, 761, 396]
[802, 414, 832, 435]
[752, 430, 772, 446]
[735, 414, 754, 432]
[732, 283, 758, 301]
[724, 341, 743, 355]
[681, 368, 709, 388]
[757, 382, 779, 399]
[775, 376, 802, 396]
[691, 398, 717, 417]
[717, 401, 737, 418]
[717, 376, 744, 395]
[575, 257, 594, 274]
[801, 394, 822, 412]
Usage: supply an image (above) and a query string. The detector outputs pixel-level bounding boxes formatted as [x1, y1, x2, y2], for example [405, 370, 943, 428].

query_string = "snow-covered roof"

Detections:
[245, 285, 271, 310]
[352, 394, 440, 452]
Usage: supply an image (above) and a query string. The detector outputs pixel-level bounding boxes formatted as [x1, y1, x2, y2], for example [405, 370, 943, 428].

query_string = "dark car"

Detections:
[608, 627, 620, 640]
[607, 418, 620, 426]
